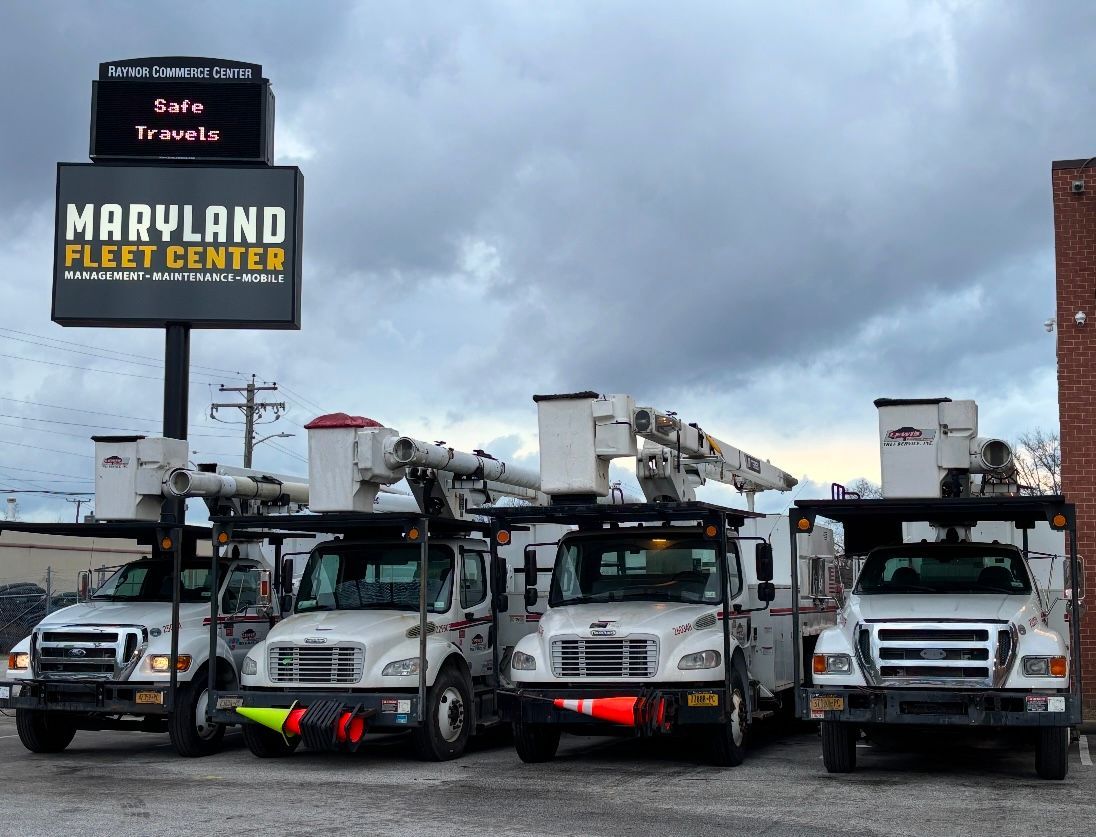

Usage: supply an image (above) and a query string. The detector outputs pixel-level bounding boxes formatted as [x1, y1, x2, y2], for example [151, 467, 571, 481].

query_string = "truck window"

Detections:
[855, 545, 1032, 595]
[90, 559, 225, 603]
[295, 543, 454, 614]
[550, 534, 723, 606]
[222, 566, 259, 614]
[460, 552, 488, 609]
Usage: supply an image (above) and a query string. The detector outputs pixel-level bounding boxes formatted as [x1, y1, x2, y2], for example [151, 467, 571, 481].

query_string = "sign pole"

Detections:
[161, 322, 190, 525]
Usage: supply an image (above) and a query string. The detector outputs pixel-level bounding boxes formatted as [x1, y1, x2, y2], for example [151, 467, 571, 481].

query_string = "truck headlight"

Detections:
[511, 651, 537, 671]
[382, 657, 423, 676]
[7, 652, 29, 671]
[678, 650, 721, 670]
[149, 654, 191, 672]
[242, 656, 257, 676]
[1022, 656, 1068, 677]
[812, 653, 852, 674]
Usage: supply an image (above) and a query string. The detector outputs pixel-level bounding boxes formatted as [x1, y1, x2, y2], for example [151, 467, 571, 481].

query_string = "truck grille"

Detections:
[33, 625, 145, 680]
[859, 623, 1012, 687]
[268, 645, 364, 684]
[550, 637, 658, 678]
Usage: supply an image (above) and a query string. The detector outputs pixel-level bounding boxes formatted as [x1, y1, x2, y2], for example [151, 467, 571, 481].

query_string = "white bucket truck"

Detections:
[211, 413, 565, 761]
[480, 392, 836, 766]
[791, 398, 1082, 780]
[0, 435, 305, 756]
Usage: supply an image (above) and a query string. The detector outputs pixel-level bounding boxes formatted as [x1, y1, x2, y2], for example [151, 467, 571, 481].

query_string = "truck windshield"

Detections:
[295, 543, 454, 614]
[91, 559, 222, 603]
[549, 534, 729, 607]
[855, 545, 1032, 595]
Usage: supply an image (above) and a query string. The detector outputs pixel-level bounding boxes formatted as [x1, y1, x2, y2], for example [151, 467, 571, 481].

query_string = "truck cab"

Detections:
[1, 522, 275, 757]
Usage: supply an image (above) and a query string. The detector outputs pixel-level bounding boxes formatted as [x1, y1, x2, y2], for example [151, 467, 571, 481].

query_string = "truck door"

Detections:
[219, 564, 273, 666]
[459, 549, 493, 677]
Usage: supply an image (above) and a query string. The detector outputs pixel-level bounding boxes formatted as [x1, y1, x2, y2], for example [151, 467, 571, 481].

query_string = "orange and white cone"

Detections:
[553, 696, 638, 726]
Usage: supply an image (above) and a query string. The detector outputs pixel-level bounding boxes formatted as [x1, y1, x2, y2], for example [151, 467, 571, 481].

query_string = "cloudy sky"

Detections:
[0, 1, 1084, 522]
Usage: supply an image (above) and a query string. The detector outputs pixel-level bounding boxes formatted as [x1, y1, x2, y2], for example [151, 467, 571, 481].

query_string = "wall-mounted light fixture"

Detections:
[1076, 310, 1087, 326]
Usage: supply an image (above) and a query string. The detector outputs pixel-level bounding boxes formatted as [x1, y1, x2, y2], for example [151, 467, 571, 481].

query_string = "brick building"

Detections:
[1053, 158, 1096, 715]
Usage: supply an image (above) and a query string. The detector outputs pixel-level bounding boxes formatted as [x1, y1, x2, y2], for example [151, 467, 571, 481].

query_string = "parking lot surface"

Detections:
[0, 714, 1093, 837]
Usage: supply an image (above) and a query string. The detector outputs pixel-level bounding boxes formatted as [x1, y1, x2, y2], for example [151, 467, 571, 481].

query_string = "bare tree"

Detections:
[846, 478, 882, 499]
[1013, 429, 1061, 496]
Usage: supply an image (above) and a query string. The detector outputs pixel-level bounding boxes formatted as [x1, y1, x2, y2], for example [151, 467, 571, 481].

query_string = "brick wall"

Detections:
[1053, 159, 1096, 715]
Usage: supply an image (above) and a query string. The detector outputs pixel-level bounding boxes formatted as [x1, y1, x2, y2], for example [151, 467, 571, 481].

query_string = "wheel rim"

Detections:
[730, 689, 745, 747]
[437, 686, 465, 743]
[194, 688, 219, 741]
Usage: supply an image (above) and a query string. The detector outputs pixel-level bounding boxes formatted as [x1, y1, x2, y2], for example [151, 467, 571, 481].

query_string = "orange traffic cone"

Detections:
[553, 696, 638, 726]
[236, 704, 366, 744]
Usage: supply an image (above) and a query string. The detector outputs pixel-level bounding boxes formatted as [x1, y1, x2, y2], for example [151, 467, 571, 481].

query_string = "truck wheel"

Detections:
[709, 669, 749, 766]
[169, 677, 226, 758]
[821, 721, 857, 773]
[412, 666, 472, 761]
[1035, 726, 1069, 780]
[513, 719, 561, 763]
[15, 709, 76, 753]
[242, 721, 301, 758]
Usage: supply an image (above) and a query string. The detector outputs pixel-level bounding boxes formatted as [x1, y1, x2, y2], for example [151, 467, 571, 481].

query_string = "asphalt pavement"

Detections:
[0, 712, 1092, 837]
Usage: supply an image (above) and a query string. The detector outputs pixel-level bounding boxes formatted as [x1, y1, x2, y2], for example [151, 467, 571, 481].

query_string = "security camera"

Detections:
[1076, 310, 1087, 326]
[1044, 318, 1056, 332]
[1074, 179, 1086, 193]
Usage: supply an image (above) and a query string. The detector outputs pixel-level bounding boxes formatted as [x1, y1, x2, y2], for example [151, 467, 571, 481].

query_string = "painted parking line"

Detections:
[1080, 734, 1092, 767]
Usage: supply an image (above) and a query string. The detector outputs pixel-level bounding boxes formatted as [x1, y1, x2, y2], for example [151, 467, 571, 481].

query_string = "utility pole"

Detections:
[66, 497, 91, 523]
[210, 375, 286, 467]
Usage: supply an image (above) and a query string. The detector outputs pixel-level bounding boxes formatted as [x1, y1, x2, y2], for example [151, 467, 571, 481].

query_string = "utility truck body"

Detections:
[792, 398, 1081, 780]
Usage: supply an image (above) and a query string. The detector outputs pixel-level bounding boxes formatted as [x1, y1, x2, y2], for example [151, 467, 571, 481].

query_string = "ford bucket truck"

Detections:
[209, 413, 567, 761]
[479, 392, 836, 766]
[791, 397, 1082, 780]
[0, 435, 308, 757]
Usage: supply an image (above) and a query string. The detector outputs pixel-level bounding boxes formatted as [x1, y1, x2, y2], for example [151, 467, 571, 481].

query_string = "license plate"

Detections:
[810, 695, 845, 712]
[135, 690, 163, 705]
[216, 696, 243, 710]
[687, 692, 719, 707]
[0, 686, 9, 699]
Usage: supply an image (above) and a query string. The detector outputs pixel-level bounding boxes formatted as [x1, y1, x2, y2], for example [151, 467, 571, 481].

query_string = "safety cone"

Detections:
[236, 704, 366, 744]
[553, 696, 638, 726]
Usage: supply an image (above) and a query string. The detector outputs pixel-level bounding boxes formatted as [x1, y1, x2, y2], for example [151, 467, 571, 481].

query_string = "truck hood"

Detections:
[853, 594, 1029, 623]
[540, 601, 710, 637]
[34, 600, 206, 631]
[269, 609, 424, 644]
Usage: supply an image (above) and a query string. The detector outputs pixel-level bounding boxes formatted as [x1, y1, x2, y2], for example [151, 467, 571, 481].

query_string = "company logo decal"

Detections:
[101, 455, 130, 469]
[68, 648, 87, 657]
[589, 620, 617, 637]
[744, 454, 762, 474]
[883, 427, 937, 447]
[919, 649, 946, 661]
[303, 637, 327, 645]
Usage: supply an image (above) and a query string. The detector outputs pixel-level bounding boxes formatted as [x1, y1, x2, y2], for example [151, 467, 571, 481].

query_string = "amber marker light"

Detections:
[217, 531, 230, 545]
[1050, 657, 1068, 677]
[407, 527, 421, 542]
[704, 524, 718, 538]
[160, 536, 173, 550]
[496, 530, 511, 546]
[797, 518, 812, 532]
[1052, 513, 1068, 529]
[812, 654, 827, 675]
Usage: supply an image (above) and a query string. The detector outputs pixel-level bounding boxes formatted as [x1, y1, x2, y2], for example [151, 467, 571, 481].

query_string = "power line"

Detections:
[0, 395, 158, 423]
[0, 439, 94, 459]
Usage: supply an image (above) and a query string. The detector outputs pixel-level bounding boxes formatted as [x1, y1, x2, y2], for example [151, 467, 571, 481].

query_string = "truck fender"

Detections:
[190, 656, 238, 691]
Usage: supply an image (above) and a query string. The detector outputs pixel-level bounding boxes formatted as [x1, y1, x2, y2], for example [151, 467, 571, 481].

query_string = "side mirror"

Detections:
[78, 571, 90, 601]
[757, 581, 776, 603]
[280, 558, 294, 597]
[755, 543, 774, 582]
[257, 569, 272, 610]
[523, 546, 539, 609]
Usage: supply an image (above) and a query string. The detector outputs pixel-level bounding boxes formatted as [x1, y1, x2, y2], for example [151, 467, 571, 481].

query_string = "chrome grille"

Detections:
[268, 645, 364, 684]
[550, 636, 658, 678]
[33, 625, 145, 680]
[858, 622, 1012, 687]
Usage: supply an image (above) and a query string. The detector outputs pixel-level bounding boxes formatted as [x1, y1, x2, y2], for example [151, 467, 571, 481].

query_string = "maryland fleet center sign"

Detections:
[52, 163, 303, 328]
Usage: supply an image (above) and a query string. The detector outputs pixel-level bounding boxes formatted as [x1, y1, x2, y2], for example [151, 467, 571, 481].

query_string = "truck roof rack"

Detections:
[210, 511, 489, 539]
[0, 520, 215, 549]
[471, 500, 761, 528]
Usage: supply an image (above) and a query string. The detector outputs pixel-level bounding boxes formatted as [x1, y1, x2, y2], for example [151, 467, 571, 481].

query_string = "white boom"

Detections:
[164, 469, 310, 504]
[385, 436, 541, 491]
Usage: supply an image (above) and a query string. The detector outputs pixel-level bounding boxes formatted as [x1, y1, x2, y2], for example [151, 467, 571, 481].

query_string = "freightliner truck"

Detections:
[791, 398, 1082, 780]
[481, 392, 836, 766]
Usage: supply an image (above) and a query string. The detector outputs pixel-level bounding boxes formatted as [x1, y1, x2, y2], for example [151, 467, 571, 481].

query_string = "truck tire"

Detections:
[1035, 726, 1069, 780]
[513, 719, 561, 763]
[169, 677, 226, 758]
[242, 721, 301, 758]
[821, 721, 857, 773]
[412, 666, 472, 761]
[709, 669, 749, 766]
[15, 709, 76, 753]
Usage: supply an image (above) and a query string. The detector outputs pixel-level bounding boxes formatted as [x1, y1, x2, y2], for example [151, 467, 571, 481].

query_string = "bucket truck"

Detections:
[479, 392, 836, 766]
[208, 413, 567, 761]
[0, 435, 307, 757]
[791, 398, 1081, 780]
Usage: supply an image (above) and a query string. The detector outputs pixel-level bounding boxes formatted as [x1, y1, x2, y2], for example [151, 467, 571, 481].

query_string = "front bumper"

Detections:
[799, 685, 1081, 727]
[0, 678, 172, 714]
[500, 685, 727, 730]
[209, 687, 422, 729]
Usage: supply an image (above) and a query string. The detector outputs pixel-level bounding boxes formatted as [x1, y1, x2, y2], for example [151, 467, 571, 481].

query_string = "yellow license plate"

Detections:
[810, 695, 844, 712]
[135, 691, 164, 705]
[687, 692, 719, 707]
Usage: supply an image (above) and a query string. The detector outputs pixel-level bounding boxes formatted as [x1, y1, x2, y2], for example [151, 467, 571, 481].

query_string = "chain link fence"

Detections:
[0, 567, 117, 653]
